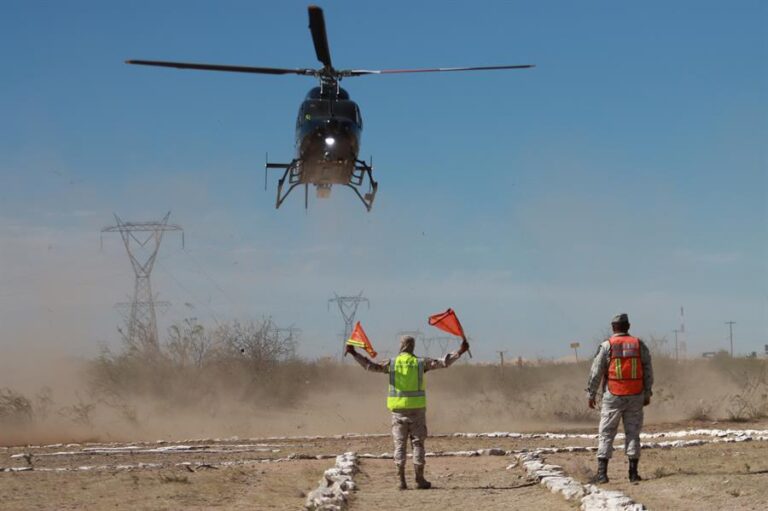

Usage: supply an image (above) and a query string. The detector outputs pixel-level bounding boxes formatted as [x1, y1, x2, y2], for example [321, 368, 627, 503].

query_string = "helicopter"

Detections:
[127, 5, 534, 211]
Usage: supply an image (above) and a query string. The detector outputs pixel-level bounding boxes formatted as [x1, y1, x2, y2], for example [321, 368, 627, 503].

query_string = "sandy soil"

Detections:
[0, 460, 323, 510]
[353, 457, 575, 510]
[548, 442, 768, 511]
[2, 422, 768, 510]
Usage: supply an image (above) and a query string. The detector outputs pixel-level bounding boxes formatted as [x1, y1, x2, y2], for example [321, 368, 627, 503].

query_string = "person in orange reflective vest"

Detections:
[587, 313, 654, 484]
[347, 335, 469, 490]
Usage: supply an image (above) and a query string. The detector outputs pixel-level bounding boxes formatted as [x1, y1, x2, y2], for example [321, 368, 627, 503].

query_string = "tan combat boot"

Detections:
[397, 465, 408, 490]
[414, 464, 432, 489]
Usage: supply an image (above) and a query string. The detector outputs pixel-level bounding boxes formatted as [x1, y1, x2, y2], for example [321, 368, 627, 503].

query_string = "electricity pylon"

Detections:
[329, 292, 369, 359]
[101, 212, 183, 349]
[428, 336, 458, 357]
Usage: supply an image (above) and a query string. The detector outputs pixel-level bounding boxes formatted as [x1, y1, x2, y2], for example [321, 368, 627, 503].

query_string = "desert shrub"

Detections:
[723, 361, 768, 421]
[58, 396, 97, 428]
[0, 388, 34, 425]
[686, 400, 713, 421]
[85, 317, 768, 429]
[35, 387, 54, 421]
[88, 318, 311, 415]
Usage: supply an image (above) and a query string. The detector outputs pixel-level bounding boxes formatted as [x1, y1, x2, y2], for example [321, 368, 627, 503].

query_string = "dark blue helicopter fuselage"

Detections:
[294, 87, 362, 185]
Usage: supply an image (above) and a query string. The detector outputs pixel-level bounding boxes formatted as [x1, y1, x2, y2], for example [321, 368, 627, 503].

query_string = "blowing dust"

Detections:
[1, 341, 766, 446]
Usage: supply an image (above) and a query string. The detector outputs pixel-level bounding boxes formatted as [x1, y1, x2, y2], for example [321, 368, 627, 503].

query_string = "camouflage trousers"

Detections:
[597, 392, 645, 459]
[391, 408, 427, 467]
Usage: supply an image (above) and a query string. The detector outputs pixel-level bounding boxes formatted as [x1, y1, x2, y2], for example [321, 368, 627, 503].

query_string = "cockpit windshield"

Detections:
[299, 99, 362, 126]
[332, 101, 360, 124]
[303, 100, 331, 118]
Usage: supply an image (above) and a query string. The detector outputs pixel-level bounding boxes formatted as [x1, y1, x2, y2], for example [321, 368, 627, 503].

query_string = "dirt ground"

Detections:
[0, 460, 323, 510]
[548, 441, 768, 511]
[2, 421, 768, 510]
[353, 457, 575, 510]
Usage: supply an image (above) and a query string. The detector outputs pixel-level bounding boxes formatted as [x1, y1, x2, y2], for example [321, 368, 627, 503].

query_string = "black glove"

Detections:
[459, 339, 470, 354]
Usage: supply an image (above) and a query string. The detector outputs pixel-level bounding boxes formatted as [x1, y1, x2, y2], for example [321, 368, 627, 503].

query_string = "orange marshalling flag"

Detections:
[428, 308, 465, 338]
[346, 321, 377, 358]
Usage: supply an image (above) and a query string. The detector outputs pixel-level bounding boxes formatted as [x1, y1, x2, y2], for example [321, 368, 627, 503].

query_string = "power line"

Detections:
[155, 258, 222, 328]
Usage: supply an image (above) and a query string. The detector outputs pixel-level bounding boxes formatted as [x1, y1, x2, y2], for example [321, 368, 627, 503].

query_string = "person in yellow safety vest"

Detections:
[587, 313, 654, 484]
[347, 334, 470, 490]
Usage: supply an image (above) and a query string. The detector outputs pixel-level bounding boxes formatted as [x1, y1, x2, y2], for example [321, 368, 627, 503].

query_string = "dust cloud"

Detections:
[1, 339, 765, 447]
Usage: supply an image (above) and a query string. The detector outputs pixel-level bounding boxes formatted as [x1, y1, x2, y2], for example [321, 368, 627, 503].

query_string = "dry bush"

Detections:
[0, 388, 34, 426]
[34, 387, 54, 421]
[87, 318, 312, 420]
[79, 318, 768, 435]
[686, 400, 714, 421]
[58, 399, 97, 428]
[722, 360, 768, 421]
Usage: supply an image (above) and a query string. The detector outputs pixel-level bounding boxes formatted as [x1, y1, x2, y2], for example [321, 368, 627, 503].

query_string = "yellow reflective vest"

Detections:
[387, 352, 426, 410]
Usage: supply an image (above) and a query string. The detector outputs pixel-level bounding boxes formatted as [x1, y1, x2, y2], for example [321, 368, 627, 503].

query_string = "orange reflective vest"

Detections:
[607, 335, 644, 395]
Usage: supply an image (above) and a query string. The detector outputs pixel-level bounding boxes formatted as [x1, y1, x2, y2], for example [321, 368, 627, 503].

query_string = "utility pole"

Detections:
[725, 321, 736, 357]
[673, 329, 680, 361]
[570, 342, 581, 362]
[496, 350, 508, 368]
[101, 212, 183, 349]
[678, 306, 687, 359]
[328, 292, 369, 359]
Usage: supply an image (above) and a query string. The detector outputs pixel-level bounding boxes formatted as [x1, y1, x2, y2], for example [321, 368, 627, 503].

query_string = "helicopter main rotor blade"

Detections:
[126, 59, 315, 76]
[308, 5, 332, 69]
[343, 64, 535, 77]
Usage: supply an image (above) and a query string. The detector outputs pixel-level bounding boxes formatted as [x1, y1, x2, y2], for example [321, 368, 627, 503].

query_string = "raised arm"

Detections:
[346, 345, 389, 373]
[423, 338, 470, 372]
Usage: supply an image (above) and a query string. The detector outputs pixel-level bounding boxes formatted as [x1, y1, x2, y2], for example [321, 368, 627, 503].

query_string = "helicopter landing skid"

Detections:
[348, 159, 378, 212]
[265, 157, 377, 211]
[266, 158, 305, 210]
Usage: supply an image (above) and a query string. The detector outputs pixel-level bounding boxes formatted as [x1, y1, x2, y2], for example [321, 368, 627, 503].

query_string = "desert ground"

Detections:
[2, 419, 768, 510]
[2, 340, 767, 510]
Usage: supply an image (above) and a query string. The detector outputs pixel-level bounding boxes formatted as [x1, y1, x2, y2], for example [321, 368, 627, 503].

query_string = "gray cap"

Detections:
[399, 335, 415, 353]
[611, 313, 629, 324]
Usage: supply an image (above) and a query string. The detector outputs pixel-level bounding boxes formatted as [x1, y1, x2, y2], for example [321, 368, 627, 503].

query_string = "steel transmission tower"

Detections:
[102, 212, 183, 349]
[329, 292, 369, 358]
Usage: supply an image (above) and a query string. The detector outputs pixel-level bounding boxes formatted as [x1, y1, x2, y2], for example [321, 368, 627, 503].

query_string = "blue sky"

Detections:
[1, 1, 765, 361]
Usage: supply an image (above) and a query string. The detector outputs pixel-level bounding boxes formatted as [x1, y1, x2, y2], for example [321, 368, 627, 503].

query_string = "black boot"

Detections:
[414, 464, 432, 489]
[593, 458, 609, 484]
[397, 465, 408, 490]
[628, 458, 642, 482]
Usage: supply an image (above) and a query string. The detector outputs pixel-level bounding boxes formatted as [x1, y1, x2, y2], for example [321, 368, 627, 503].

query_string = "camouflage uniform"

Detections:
[587, 333, 653, 459]
[350, 350, 462, 467]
